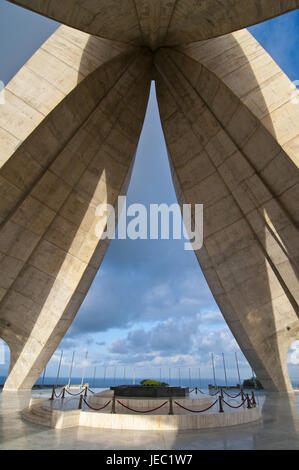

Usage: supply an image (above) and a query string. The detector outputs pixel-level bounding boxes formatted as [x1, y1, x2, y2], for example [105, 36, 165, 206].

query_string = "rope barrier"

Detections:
[222, 397, 247, 409]
[116, 400, 168, 414]
[64, 388, 85, 396]
[54, 388, 64, 399]
[174, 399, 218, 413]
[223, 390, 242, 399]
[88, 388, 95, 394]
[82, 398, 112, 411]
[209, 389, 220, 396]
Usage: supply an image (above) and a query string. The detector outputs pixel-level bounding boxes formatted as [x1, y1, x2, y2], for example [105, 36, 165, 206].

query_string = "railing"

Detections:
[50, 385, 257, 415]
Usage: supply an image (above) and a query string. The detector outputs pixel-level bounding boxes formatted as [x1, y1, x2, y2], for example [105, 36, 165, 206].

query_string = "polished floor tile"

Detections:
[0, 390, 298, 450]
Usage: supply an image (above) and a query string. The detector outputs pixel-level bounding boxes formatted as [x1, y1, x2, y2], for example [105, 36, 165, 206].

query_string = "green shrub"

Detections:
[243, 377, 264, 389]
[140, 379, 169, 386]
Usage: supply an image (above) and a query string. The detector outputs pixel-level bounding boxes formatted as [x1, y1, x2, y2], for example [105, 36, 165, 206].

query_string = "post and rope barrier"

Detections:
[219, 395, 224, 413]
[169, 398, 174, 415]
[82, 399, 112, 411]
[174, 398, 219, 414]
[222, 397, 247, 409]
[64, 387, 85, 396]
[50, 385, 257, 417]
[111, 396, 116, 414]
[116, 400, 169, 414]
[222, 390, 242, 399]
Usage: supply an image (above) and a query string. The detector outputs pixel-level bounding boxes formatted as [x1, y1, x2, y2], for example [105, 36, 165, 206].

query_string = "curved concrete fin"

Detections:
[154, 35, 299, 392]
[0, 28, 152, 390]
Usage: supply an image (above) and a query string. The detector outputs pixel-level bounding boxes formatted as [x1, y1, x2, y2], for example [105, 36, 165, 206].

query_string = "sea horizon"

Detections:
[1, 375, 298, 389]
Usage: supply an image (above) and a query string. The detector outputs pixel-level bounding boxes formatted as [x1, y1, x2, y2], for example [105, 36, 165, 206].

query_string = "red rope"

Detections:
[223, 390, 242, 399]
[222, 398, 247, 409]
[117, 400, 168, 414]
[65, 388, 85, 396]
[54, 389, 64, 399]
[174, 399, 218, 413]
[83, 398, 112, 411]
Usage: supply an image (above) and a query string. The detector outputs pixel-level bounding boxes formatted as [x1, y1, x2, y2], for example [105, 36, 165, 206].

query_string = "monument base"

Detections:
[110, 385, 189, 398]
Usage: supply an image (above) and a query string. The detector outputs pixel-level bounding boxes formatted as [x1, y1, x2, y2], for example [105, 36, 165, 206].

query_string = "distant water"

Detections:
[1, 376, 298, 389]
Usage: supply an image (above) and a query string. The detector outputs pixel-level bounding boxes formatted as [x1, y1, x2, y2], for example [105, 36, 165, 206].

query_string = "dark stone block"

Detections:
[111, 385, 189, 398]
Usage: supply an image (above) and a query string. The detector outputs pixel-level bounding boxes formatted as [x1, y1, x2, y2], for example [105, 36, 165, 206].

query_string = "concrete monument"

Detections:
[0, 1, 298, 392]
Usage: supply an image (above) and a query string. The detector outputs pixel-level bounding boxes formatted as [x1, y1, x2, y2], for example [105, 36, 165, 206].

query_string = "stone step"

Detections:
[22, 408, 52, 427]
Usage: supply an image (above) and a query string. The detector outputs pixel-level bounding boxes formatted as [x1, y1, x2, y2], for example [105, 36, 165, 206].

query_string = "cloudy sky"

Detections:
[0, 1, 298, 383]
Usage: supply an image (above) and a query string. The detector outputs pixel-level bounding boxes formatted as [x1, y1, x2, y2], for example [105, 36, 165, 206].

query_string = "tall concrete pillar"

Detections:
[0, 25, 152, 390]
[154, 30, 299, 392]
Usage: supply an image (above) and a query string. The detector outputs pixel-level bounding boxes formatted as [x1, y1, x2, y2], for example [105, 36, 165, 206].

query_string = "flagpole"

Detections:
[91, 366, 96, 389]
[211, 353, 217, 388]
[222, 353, 228, 388]
[42, 365, 46, 387]
[55, 350, 63, 387]
[103, 366, 107, 388]
[81, 350, 88, 387]
[68, 351, 75, 387]
[235, 352, 242, 390]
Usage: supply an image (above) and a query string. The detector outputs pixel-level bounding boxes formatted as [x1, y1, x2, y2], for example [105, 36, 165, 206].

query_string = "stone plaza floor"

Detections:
[0, 389, 298, 450]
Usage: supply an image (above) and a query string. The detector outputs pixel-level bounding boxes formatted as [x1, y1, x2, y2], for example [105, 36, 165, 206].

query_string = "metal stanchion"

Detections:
[169, 398, 174, 415]
[246, 394, 252, 409]
[219, 395, 224, 413]
[62, 387, 65, 400]
[78, 395, 83, 410]
[251, 391, 257, 407]
[50, 386, 55, 401]
[111, 396, 116, 414]
[84, 386, 88, 398]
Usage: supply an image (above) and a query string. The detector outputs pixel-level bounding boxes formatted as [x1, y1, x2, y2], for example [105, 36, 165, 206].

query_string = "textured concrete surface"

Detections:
[0, 25, 152, 391]
[0, 2, 298, 393]
[8, 1, 299, 48]
[155, 29, 299, 393]
[0, 390, 298, 449]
